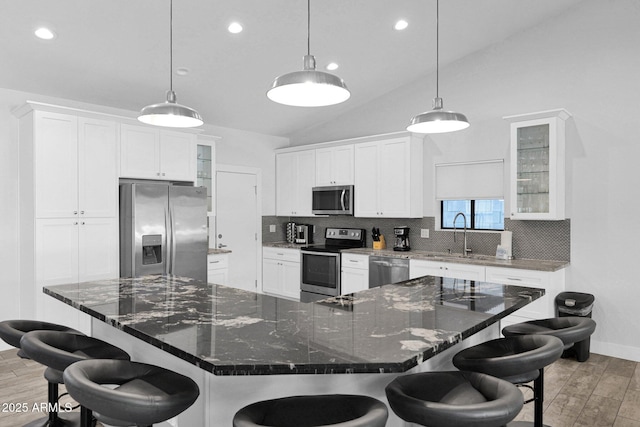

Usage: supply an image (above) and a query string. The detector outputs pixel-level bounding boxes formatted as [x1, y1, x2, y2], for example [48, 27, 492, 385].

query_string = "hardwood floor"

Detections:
[1, 348, 639, 427]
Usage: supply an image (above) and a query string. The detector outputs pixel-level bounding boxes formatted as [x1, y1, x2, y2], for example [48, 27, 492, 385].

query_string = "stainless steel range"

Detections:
[300, 227, 366, 303]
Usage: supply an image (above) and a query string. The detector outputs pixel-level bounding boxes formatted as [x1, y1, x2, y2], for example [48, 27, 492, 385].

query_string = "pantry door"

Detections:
[215, 165, 261, 292]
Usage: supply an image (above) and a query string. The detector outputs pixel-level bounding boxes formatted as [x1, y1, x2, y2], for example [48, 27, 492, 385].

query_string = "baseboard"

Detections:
[591, 339, 640, 362]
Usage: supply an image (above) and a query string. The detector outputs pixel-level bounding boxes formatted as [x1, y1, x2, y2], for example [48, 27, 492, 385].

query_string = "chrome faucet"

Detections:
[453, 212, 472, 257]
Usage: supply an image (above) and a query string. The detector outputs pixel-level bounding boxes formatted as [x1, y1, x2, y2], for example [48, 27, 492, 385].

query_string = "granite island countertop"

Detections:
[44, 275, 543, 376]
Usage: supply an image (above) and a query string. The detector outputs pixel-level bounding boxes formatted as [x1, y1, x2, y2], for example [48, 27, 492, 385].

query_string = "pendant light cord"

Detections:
[435, 0, 439, 99]
[169, 0, 174, 93]
[307, 0, 311, 56]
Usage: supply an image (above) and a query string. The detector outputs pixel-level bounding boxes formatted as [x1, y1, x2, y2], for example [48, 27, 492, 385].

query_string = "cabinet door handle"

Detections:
[80, 210, 85, 215]
[73, 211, 78, 215]
[81, 222, 85, 225]
[506, 277, 522, 281]
[209, 260, 219, 264]
[157, 172, 160, 176]
[162, 173, 166, 176]
[74, 221, 78, 225]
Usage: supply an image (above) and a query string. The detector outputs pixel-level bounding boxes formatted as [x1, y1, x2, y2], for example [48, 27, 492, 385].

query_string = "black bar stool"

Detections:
[0, 320, 82, 359]
[20, 330, 130, 427]
[233, 394, 388, 427]
[385, 371, 524, 427]
[63, 359, 200, 427]
[453, 334, 564, 427]
[502, 316, 596, 362]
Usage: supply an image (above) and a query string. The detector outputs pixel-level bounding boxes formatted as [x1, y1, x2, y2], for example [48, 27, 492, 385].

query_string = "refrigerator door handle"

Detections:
[169, 203, 177, 276]
[164, 205, 170, 275]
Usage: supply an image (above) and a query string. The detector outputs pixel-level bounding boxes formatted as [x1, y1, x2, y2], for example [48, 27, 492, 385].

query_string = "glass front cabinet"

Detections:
[505, 109, 570, 220]
[195, 135, 219, 215]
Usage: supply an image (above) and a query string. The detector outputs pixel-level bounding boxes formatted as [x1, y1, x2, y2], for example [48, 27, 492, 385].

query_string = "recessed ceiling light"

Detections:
[228, 22, 243, 34]
[326, 62, 339, 71]
[176, 67, 190, 76]
[394, 20, 409, 31]
[34, 27, 56, 40]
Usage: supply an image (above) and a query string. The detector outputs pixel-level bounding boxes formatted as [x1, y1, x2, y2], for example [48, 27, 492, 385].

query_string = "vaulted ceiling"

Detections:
[0, 0, 584, 137]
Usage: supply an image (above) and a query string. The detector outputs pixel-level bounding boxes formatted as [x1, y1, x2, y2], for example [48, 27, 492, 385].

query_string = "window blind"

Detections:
[435, 159, 504, 200]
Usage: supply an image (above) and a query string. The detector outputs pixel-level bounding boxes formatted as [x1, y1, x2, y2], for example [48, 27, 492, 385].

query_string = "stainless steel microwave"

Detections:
[312, 185, 354, 215]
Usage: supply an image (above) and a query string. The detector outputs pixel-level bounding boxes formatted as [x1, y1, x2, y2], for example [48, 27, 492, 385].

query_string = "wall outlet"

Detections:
[420, 229, 430, 238]
[269, 224, 276, 233]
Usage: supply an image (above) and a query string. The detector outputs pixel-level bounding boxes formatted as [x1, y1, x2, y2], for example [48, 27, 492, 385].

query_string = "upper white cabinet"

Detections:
[315, 144, 354, 186]
[196, 135, 219, 215]
[32, 113, 118, 219]
[504, 109, 570, 220]
[120, 124, 195, 181]
[276, 150, 316, 216]
[354, 135, 423, 218]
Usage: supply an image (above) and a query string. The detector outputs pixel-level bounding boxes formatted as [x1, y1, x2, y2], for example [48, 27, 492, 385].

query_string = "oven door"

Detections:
[301, 250, 341, 296]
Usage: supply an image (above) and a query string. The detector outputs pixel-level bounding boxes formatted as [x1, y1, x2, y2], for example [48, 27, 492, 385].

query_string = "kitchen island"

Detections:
[45, 275, 544, 426]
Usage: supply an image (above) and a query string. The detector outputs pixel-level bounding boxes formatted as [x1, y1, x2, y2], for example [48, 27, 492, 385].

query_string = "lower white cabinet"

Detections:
[485, 267, 565, 329]
[341, 253, 369, 295]
[207, 253, 229, 284]
[262, 248, 301, 300]
[35, 217, 119, 333]
[409, 259, 486, 282]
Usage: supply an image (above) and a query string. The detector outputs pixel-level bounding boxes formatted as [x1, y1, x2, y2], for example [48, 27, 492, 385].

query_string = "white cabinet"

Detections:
[504, 109, 570, 220]
[410, 259, 486, 282]
[341, 253, 369, 295]
[207, 253, 229, 284]
[485, 267, 565, 329]
[17, 105, 120, 334]
[196, 135, 218, 215]
[262, 248, 300, 299]
[120, 124, 195, 181]
[276, 151, 316, 216]
[354, 136, 423, 218]
[315, 145, 354, 186]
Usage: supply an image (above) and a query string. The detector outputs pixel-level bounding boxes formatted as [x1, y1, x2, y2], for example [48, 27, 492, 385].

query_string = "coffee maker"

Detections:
[295, 224, 314, 244]
[393, 227, 410, 251]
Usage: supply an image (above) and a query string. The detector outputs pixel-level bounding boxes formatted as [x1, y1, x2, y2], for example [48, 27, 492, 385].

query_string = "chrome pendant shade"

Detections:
[138, 0, 203, 128]
[407, 97, 469, 133]
[267, 0, 350, 107]
[407, 0, 468, 134]
[139, 90, 203, 128]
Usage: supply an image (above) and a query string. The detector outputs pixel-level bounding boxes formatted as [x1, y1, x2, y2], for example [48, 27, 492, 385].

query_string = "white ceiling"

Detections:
[0, 0, 584, 137]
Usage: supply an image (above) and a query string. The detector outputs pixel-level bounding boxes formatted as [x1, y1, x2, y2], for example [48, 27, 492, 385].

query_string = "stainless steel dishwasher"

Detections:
[369, 256, 410, 288]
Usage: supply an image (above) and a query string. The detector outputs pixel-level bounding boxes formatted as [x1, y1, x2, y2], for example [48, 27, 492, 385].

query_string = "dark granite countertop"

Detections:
[44, 275, 543, 376]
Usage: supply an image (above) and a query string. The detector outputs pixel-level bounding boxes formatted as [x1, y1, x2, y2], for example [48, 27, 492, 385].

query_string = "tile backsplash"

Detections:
[262, 216, 570, 262]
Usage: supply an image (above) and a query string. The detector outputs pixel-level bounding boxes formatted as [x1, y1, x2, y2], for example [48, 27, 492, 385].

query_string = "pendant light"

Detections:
[267, 0, 350, 107]
[138, 0, 203, 128]
[407, 0, 469, 134]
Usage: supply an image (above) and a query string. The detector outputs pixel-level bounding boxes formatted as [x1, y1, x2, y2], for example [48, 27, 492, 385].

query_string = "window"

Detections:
[441, 199, 504, 231]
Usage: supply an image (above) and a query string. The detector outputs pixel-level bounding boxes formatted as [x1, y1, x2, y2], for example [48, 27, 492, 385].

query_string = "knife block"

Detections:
[373, 235, 386, 250]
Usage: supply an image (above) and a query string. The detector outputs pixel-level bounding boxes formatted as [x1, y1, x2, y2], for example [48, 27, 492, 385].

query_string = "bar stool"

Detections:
[20, 330, 130, 427]
[453, 334, 564, 427]
[0, 320, 82, 359]
[233, 394, 388, 427]
[385, 371, 524, 427]
[502, 316, 596, 362]
[63, 359, 200, 427]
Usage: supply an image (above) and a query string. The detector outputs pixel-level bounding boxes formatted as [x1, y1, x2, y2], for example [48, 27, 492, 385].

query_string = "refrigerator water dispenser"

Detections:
[142, 235, 162, 265]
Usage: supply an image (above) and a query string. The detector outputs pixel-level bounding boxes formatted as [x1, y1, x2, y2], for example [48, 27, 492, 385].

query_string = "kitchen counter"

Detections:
[207, 248, 232, 255]
[344, 248, 568, 272]
[44, 275, 543, 376]
[262, 241, 307, 249]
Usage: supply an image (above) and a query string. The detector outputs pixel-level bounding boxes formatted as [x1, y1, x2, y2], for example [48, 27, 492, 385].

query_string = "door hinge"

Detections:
[255, 233, 258, 241]
[254, 185, 257, 195]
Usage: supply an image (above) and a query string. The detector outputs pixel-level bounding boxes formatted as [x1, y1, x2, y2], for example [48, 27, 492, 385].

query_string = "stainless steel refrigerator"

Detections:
[120, 182, 207, 282]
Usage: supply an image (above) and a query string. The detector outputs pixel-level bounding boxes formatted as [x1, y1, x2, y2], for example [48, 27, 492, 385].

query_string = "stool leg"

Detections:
[80, 406, 93, 427]
[574, 338, 591, 362]
[47, 382, 59, 424]
[533, 368, 544, 427]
